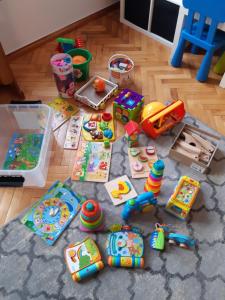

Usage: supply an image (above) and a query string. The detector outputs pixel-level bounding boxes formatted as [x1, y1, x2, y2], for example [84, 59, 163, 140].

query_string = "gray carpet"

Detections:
[1, 115, 225, 300]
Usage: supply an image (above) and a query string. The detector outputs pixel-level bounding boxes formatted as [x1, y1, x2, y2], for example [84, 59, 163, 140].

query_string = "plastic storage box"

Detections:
[0, 104, 53, 187]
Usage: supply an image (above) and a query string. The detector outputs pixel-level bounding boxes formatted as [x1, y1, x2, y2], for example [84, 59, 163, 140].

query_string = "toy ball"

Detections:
[93, 78, 106, 93]
[141, 102, 166, 123]
[72, 55, 87, 65]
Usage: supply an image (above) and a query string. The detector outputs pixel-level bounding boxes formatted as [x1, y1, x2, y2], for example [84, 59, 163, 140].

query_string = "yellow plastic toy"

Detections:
[82, 113, 115, 142]
[166, 176, 200, 220]
[141, 100, 185, 139]
[111, 181, 131, 199]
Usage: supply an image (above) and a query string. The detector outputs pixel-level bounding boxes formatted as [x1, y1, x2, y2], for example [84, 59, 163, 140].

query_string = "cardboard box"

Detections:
[169, 123, 220, 174]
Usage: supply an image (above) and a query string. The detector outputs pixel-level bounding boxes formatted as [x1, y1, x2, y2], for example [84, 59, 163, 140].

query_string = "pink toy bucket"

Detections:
[108, 54, 134, 87]
[50, 53, 75, 98]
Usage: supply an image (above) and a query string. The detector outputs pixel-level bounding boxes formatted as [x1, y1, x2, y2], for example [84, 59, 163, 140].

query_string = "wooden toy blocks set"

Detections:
[113, 89, 144, 124]
[169, 123, 220, 173]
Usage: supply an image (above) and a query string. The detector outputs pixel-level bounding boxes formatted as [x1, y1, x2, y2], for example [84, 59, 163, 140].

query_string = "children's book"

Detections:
[21, 180, 81, 245]
[71, 141, 112, 183]
[48, 97, 79, 131]
[3, 133, 43, 170]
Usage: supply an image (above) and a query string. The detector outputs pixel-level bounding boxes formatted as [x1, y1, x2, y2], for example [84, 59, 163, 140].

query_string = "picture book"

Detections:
[3, 133, 43, 170]
[128, 146, 158, 178]
[104, 175, 137, 206]
[48, 97, 79, 131]
[21, 180, 81, 246]
[64, 237, 104, 282]
[64, 115, 83, 150]
[71, 141, 112, 183]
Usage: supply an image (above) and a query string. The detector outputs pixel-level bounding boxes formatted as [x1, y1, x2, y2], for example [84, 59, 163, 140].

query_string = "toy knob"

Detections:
[129, 199, 136, 206]
[86, 202, 94, 211]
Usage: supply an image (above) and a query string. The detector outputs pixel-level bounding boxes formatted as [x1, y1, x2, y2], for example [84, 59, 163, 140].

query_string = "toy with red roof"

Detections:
[124, 120, 141, 147]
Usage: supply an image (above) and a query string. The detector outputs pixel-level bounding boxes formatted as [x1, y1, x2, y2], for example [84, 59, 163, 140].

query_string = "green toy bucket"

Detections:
[67, 48, 92, 82]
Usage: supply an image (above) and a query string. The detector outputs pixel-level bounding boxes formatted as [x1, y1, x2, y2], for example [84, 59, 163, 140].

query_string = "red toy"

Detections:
[124, 120, 141, 148]
[93, 78, 106, 93]
[56, 37, 85, 53]
[141, 100, 185, 139]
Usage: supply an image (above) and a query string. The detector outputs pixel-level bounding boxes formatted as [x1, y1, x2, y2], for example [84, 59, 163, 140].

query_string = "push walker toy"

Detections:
[65, 237, 104, 282]
[166, 176, 200, 220]
[106, 225, 144, 268]
[121, 192, 157, 221]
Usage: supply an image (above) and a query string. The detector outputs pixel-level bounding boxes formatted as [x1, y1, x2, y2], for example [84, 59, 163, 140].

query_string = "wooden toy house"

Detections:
[113, 89, 144, 124]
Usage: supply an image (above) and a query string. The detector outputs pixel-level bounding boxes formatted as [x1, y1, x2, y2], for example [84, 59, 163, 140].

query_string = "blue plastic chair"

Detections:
[171, 0, 225, 82]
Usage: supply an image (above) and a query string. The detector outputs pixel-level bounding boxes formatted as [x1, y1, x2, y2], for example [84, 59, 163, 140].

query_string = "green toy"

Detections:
[213, 52, 225, 75]
[113, 89, 144, 124]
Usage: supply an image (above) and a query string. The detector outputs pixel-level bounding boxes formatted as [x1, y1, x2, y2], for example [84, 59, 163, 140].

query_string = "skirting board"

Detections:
[8, 2, 119, 61]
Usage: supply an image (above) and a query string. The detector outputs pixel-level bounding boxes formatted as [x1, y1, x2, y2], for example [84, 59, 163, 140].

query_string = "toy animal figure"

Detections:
[121, 192, 157, 221]
[167, 233, 196, 249]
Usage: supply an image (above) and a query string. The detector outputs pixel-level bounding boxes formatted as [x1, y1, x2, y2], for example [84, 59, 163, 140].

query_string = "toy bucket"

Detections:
[67, 48, 92, 82]
[108, 54, 134, 86]
[50, 53, 75, 98]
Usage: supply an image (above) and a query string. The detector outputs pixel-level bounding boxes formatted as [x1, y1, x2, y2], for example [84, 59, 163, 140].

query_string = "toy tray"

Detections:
[74, 76, 118, 110]
[82, 113, 115, 142]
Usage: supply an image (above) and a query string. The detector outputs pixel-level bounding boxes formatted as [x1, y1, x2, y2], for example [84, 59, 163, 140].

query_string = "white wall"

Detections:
[0, 0, 118, 54]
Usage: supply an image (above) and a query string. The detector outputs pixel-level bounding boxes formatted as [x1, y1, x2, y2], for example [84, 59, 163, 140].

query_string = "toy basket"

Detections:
[50, 53, 75, 98]
[108, 54, 134, 86]
[67, 48, 92, 82]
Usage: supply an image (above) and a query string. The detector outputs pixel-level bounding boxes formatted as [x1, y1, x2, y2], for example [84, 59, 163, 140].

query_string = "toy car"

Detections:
[167, 233, 196, 249]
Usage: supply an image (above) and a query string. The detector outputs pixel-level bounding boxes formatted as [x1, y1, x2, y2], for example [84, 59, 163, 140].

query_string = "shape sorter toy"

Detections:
[166, 175, 200, 220]
[113, 89, 144, 124]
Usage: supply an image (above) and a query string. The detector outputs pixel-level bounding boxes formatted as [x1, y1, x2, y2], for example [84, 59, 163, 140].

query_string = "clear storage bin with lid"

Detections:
[0, 104, 53, 187]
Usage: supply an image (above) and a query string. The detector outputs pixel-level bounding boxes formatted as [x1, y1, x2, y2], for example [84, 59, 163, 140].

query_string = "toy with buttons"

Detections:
[144, 159, 165, 196]
[79, 199, 104, 232]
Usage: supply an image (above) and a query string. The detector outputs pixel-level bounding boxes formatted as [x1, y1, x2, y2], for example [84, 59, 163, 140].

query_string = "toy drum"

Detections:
[50, 53, 75, 98]
[108, 54, 134, 87]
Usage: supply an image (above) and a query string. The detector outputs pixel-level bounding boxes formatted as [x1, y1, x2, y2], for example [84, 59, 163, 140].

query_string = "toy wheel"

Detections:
[180, 243, 188, 249]
[122, 225, 131, 231]
[168, 239, 176, 245]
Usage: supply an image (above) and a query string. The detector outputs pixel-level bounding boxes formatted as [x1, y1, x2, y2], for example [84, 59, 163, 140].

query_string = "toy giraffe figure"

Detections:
[144, 160, 165, 196]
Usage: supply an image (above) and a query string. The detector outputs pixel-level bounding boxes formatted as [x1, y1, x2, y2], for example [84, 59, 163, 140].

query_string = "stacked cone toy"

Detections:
[79, 199, 104, 232]
[144, 159, 165, 196]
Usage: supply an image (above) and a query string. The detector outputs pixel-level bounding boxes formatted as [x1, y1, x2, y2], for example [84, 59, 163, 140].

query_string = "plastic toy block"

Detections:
[113, 89, 144, 124]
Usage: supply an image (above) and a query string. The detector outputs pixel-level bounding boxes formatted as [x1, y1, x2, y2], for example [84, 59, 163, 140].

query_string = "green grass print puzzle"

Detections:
[3, 133, 43, 170]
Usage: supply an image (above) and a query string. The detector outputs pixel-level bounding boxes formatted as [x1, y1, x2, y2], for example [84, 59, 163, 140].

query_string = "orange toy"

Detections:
[72, 55, 87, 65]
[93, 78, 106, 93]
[141, 100, 185, 139]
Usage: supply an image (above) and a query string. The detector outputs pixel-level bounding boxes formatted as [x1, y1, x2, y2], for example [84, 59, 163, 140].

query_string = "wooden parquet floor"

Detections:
[1, 7, 225, 226]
